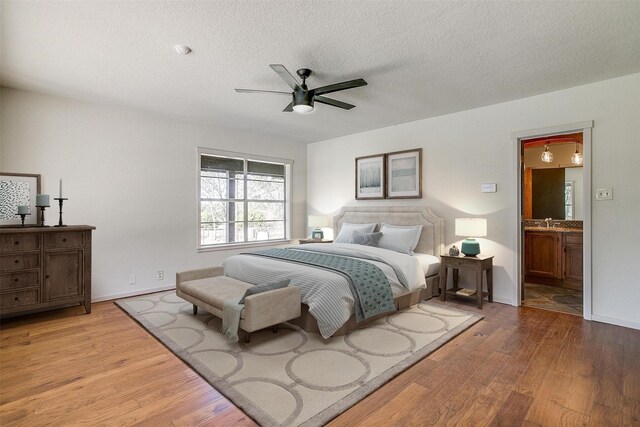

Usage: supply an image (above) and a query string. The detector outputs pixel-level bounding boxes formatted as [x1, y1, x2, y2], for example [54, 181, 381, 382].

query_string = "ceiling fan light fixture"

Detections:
[292, 90, 314, 113]
[541, 144, 553, 163]
[293, 104, 313, 113]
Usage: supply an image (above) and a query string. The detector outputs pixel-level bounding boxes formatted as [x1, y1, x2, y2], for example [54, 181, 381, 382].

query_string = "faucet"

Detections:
[545, 218, 552, 228]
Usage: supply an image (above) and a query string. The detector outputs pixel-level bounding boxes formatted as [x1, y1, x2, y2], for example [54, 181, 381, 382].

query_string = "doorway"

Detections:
[512, 121, 593, 319]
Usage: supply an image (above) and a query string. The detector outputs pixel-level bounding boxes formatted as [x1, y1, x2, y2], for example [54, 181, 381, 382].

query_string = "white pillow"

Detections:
[334, 222, 377, 243]
[378, 223, 423, 255]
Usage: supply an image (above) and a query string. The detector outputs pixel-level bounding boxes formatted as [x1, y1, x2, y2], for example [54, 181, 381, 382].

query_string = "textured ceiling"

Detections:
[2, 1, 639, 143]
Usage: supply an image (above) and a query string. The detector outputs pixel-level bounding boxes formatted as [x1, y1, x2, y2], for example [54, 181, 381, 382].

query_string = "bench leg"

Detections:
[273, 324, 279, 334]
[193, 304, 198, 315]
[245, 332, 251, 343]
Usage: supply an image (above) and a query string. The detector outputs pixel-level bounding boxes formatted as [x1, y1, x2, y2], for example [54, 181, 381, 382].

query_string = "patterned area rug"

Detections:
[116, 291, 483, 427]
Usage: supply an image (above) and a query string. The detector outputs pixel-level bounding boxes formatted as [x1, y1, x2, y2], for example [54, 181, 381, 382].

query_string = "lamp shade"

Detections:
[455, 218, 487, 256]
[455, 218, 487, 238]
[308, 215, 331, 228]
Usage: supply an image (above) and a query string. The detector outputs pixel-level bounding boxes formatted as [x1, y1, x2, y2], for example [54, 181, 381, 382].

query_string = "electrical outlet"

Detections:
[157, 271, 164, 281]
[596, 188, 613, 200]
[129, 274, 136, 285]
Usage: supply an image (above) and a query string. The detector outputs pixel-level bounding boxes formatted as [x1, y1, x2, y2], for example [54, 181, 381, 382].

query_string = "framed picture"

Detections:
[311, 230, 324, 240]
[386, 148, 422, 199]
[355, 154, 385, 199]
[0, 172, 41, 226]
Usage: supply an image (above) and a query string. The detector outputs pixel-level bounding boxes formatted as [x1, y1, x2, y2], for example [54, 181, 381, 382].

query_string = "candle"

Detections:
[59, 179, 63, 198]
[36, 194, 50, 207]
[17, 205, 28, 214]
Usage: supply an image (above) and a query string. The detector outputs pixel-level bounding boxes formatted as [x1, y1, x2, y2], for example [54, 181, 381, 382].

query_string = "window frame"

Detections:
[197, 147, 293, 252]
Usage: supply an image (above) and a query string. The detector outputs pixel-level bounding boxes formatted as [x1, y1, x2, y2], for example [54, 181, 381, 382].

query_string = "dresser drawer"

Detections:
[1, 289, 39, 309]
[446, 259, 472, 268]
[0, 253, 40, 271]
[0, 271, 39, 291]
[0, 234, 40, 252]
[44, 232, 84, 249]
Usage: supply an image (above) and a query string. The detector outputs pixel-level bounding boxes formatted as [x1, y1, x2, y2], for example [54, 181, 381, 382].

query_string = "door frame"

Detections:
[511, 120, 593, 320]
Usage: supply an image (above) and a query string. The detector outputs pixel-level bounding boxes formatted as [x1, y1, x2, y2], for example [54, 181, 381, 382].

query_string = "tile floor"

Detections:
[522, 282, 583, 316]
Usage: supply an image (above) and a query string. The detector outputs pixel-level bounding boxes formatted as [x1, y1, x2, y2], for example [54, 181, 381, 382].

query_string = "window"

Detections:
[564, 181, 574, 220]
[198, 148, 292, 249]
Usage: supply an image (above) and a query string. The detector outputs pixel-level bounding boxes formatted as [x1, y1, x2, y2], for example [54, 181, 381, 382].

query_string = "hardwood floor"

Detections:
[1, 299, 638, 426]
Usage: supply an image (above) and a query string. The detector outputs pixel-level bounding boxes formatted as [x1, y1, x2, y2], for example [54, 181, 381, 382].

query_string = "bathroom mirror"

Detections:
[523, 139, 584, 221]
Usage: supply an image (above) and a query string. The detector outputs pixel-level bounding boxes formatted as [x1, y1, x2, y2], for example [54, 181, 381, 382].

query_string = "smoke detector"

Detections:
[174, 45, 192, 55]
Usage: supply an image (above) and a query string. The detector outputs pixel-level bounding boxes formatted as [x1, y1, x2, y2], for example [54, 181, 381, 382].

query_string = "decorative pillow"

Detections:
[351, 230, 383, 247]
[334, 222, 377, 243]
[239, 279, 291, 304]
[377, 223, 423, 255]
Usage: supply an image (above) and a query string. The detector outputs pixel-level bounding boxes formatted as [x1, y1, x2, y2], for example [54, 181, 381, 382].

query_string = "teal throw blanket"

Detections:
[245, 248, 395, 321]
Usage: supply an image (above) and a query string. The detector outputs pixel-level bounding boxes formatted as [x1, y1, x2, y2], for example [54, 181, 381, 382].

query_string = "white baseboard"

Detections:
[93, 284, 176, 303]
[591, 314, 640, 330]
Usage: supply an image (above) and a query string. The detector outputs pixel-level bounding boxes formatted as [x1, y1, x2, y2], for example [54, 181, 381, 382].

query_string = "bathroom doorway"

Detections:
[512, 122, 593, 319]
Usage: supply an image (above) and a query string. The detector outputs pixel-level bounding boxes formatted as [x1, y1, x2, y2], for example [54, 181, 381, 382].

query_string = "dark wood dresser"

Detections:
[0, 225, 95, 317]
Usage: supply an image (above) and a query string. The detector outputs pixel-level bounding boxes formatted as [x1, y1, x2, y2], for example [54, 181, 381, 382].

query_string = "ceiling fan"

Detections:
[235, 64, 367, 113]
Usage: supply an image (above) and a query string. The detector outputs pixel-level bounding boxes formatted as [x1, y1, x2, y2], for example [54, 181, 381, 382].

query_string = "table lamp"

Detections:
[455, 218, 487, 256]
[308, 215, 331, 240]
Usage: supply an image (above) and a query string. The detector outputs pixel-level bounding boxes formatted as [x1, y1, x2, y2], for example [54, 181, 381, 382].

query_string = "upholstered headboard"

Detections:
[333, 206, 445, 257]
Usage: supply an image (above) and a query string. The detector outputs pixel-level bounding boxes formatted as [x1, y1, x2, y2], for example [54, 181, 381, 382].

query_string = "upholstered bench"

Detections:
[175, 266, 301, 342]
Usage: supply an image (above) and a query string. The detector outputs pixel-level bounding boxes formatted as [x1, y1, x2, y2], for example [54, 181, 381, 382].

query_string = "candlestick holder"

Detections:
[15, 212, 31, 227]
[36, 206, 49, 227]
[54, 198, 68, 227]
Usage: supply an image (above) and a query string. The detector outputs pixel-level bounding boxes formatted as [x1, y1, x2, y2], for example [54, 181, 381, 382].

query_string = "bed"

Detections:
[222, 206, 444, 338]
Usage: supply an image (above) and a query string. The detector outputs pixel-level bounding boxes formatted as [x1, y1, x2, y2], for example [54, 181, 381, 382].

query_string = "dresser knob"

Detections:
[62, 238, 67, 242]
[14, 241, 19, 245]
[14, 278, 19, 282]
[14, 296, 19, 301]
[14, 259, 19, 264]
[45, 275, 50, 279]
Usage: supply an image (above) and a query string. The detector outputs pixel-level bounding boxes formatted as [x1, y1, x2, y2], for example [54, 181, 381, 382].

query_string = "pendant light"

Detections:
[571, 141, 583, 165]
[541, 144, 553, 163]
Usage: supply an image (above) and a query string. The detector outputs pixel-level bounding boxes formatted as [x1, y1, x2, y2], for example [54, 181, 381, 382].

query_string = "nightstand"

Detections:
[439, 254, 493, 309]
[298, 239, 333, 244]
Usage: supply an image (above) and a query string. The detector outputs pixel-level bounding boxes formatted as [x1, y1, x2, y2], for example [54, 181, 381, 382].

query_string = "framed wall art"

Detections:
[386, 148, 422, 199]
[0, 172, 41, 226]
[355, 154, 385, 199]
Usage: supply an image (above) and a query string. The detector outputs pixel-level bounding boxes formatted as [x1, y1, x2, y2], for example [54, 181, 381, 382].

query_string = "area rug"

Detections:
[116, 291, 483, 427]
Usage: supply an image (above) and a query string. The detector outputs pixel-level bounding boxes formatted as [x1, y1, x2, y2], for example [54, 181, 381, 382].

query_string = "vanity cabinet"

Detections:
[0, 226, 95, 317]
[563, 233, 583, 283]
[525, 231, 562, 279]
[524, 229, 583, 289]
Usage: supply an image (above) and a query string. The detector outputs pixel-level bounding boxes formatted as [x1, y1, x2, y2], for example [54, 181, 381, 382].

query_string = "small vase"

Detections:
[449, 245, 460, 256]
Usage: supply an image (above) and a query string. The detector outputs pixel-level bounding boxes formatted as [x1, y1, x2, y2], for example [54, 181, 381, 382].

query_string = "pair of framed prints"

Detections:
[355, 148, 422, 200]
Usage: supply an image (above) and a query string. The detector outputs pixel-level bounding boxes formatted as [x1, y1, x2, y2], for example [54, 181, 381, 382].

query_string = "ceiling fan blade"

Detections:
[270, 64, 302, 91]
[283, 102, 293, 112]
[235, 89, 291, 95]
[314, 96, 355, 110]
[313, 78, 367, 96]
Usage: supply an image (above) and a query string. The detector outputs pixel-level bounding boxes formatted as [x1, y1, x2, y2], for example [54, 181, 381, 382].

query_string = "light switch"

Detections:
[595, 188, 613, 200]
[482, 183, 497, 193]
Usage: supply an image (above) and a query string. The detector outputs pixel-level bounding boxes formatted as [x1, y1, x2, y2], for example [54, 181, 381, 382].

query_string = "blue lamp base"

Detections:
[460, 238, 480, 256]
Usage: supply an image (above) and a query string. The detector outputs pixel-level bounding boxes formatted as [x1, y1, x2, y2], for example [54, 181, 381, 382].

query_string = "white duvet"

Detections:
[222, 243, 426, 338]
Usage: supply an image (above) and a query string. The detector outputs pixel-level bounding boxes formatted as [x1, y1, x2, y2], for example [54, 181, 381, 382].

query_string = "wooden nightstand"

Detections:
[298, 239, 333, 244]
[439, 254, 494, 309]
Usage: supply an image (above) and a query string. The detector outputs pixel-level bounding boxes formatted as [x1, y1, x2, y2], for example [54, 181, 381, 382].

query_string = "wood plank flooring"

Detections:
[1, 299, 638, 426]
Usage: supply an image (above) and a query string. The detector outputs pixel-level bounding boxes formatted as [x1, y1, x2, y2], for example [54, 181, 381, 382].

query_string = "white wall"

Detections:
[307, 73, 640, 328]
[0, 88, 307, 300]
